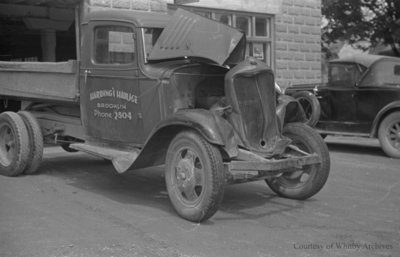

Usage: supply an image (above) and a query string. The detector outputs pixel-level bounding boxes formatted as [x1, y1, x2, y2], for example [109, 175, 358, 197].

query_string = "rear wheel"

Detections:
[0, 112, 29, 176]
[19, 111, 43, 175]
[293, 91, 321, 127]
[165, 131, 225, 222]
[266, 123, 330, 200]
[378, 112, 400, 158]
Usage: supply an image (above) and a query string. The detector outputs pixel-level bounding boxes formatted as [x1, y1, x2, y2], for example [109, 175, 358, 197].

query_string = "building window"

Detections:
[255, 17, 269, 37]
[168, 5, 274, 69]
[235, 15, 251, 36]
[215, 13, 232, 26]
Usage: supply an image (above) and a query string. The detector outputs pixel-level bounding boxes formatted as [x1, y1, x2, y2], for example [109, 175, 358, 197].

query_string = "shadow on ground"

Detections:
[38, 152, 307, 221]
[38, 153, 174, 215]
[326, 141, 385, 157]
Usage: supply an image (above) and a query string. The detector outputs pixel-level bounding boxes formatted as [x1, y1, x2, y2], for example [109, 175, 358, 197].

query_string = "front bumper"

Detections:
[225, 153, 320, 184]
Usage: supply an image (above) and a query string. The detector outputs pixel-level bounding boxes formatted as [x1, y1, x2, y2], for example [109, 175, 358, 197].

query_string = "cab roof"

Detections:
[83, 10, 171, 28]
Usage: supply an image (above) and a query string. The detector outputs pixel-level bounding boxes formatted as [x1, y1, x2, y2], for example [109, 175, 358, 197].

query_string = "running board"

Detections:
[70, 143, 139, 174]
[316, 130, 370, 137]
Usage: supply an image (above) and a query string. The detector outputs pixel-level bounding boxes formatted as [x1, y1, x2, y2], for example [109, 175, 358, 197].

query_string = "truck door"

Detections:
[80, 21, 143, 144]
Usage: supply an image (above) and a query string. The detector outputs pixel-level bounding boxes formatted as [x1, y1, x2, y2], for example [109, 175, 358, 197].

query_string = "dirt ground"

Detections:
[1, 136, 399, 257]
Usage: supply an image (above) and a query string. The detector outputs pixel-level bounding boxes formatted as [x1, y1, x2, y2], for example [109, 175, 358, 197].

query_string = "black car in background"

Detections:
[286, 54, 400, 158]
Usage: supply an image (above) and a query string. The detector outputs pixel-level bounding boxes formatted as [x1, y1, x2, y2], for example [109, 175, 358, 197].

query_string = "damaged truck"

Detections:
[0, 9, 330, 222]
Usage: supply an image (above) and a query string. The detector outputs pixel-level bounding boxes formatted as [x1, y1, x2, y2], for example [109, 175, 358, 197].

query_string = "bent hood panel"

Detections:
[148, 8, 245, 66]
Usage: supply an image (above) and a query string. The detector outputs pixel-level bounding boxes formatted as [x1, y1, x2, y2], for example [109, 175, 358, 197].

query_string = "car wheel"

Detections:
[165, 130, 225, 222]
[292, 91, 321, 127]
[0, 112, 29, 176]
[18, 111, 44, 175]
[378, 112, 400, 158]
[266, 123, 330, 200]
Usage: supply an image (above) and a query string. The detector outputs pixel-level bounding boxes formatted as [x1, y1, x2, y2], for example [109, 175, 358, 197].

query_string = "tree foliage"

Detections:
[322, 0, 400, 56]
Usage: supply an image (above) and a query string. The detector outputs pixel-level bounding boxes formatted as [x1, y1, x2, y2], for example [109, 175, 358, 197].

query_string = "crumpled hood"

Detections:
[148, 8, 245, 66]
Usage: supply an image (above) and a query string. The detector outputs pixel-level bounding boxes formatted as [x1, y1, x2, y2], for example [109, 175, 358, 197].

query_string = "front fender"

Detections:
[276, 94, 306, 128]
[129, 109, 239, 170]
[371, 101, 400, 137]
[156, 109, 236, 147]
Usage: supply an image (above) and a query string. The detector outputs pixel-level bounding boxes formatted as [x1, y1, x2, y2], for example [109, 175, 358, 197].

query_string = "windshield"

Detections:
[142, 28, 163, 63]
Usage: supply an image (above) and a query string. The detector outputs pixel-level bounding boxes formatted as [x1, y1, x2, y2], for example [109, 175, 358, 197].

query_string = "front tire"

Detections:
[165, 131, 225, 222]
[266, 123, 330, 200]
[378, 112, 400, 158]
[0, 112, 29, 177]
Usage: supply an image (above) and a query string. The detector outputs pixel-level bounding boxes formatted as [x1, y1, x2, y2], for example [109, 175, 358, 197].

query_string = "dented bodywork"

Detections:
[148, 8, 246, 66]
[79, 9, 313, 174]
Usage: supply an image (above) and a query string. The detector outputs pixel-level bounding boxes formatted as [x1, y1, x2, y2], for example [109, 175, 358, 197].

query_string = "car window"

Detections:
[360, 61, 400, 87]
[329, 63, 362, 88]
[94, 25, 135, 65]
[395, 65, 400, 75]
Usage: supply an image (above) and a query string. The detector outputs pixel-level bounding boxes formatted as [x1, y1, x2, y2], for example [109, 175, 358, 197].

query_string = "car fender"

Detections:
[371, 100, 400, 137]
[276, 94, 307, 128]
[129, 109, 239, 170]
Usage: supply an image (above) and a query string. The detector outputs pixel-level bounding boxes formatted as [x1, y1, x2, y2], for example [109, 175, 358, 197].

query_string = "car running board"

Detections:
[70, 143, 139, 174]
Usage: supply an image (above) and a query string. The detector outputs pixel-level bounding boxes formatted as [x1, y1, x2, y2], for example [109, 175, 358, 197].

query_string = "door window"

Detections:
[329, 64, 361, 88]
[94, 26, 135, 64]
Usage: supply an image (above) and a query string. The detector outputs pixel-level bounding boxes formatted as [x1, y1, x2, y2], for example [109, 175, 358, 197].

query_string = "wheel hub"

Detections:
[388, 123, 400, 149]
[176, 158, 194, 184]
[0, 126, 15, 165]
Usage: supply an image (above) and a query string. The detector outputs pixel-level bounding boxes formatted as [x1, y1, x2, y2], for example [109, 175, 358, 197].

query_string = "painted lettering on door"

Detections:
[90, 88, 138, 121]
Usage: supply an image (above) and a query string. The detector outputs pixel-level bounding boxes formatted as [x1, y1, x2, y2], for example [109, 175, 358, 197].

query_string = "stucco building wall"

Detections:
[84, 0, 167, 13]
[275, 0, 322, 86]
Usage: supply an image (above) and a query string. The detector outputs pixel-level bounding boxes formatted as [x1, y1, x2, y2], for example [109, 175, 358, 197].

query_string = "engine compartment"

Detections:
[168, 64, 227, 113]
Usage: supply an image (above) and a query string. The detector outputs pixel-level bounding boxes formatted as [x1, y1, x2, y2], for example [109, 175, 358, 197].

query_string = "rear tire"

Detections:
[378, 112, 400, 158]
[266, 123, 330, 200]
[0, 112, 29, 177]
[292, 91, 321, 127]
[165, 131, 225, 222]
[19, 111, 43, 175]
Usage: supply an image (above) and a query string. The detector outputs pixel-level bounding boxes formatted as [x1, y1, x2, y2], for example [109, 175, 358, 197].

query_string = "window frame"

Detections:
[91, 22, 137, 67]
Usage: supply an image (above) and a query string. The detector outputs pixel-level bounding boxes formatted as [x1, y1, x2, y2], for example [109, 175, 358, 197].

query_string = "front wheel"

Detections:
[266, 123, 330, 200]
[378, 112, 400, 158]
[165, 131, 225, 222]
